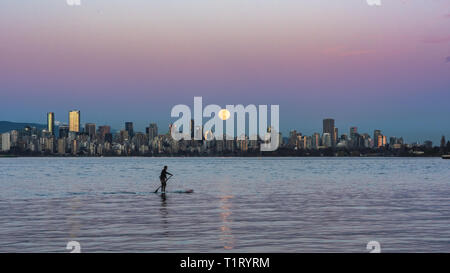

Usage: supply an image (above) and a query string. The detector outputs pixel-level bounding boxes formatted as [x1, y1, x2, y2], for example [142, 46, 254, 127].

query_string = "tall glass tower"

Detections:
[69, 110, 80, 132]
[47, 112, 55, 135]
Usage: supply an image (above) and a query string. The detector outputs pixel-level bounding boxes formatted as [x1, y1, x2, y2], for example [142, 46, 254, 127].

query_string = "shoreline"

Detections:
[0, 154, 446, 158]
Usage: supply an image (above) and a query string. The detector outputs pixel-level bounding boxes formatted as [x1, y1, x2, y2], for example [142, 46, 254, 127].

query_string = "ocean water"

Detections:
[0, 157, 449, 253]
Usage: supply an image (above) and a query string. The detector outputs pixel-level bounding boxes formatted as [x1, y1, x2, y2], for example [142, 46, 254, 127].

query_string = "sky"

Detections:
[0, 0, 449, 143]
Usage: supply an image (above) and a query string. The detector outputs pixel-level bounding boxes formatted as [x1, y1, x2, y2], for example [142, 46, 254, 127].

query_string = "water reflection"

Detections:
[159, 193, 169, 236]
[219, 194, 235, 250]
[66, 196, 82, 242]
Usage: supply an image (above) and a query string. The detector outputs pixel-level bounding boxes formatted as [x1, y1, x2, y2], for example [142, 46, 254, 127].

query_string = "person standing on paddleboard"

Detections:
[159, 166, 173, 193]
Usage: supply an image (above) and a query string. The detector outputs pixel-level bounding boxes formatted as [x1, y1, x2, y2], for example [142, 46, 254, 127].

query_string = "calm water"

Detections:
[0, 157, 449, 253]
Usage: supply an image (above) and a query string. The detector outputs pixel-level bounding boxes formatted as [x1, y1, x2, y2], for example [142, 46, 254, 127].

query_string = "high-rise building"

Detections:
[57, 138, 66, 155]
[148, 123, 158, 140]
[59, 125, 70, 138]
[312, 132, 321, 149]
[333, 127, 338, 145]
[323, 118, 335, 146]
[10, 130, 18, 147]
[374, 130, 382, 147]
[72, 139, 78, 155]
[125, 122, 134, 138]
[98, 125, 111, 139]
[1, 133, 11, 152]
[350, 127, 358, 140]
[322, 133, 332, 148]
[323, 119, 335, 135]
[69, 110, 80, 132]
[441, 136, 446, 149]
[85, 123, 96, 138]
[47, 112, 55, 135]
[120, 130, 129, 143]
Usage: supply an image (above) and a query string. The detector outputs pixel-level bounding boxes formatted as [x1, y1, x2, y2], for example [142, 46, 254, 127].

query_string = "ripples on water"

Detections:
[0, 157, 449, 252]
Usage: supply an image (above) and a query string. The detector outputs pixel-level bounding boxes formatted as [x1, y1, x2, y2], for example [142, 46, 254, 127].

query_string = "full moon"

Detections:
[218, 109, 231, 120]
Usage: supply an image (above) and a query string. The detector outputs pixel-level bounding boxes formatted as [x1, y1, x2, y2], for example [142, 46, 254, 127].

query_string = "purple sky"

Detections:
[0, 0, 449, 143]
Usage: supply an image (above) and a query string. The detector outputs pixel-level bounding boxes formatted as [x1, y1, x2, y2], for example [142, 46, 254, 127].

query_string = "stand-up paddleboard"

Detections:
[156, 189, 194, 194]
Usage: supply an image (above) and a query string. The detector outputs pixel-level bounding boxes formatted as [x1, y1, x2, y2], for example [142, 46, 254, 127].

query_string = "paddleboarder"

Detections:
[159, 166, 173, 193]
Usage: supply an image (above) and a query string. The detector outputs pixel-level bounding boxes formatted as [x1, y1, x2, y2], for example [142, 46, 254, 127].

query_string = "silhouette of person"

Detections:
[159, 166, 173, 193]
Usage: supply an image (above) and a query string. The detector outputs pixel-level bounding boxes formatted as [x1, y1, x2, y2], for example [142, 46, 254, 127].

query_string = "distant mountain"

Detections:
[0, 121, 46, 134]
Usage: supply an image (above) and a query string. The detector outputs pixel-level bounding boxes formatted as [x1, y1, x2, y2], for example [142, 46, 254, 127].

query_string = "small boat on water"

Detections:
[442, 155, 450, 159]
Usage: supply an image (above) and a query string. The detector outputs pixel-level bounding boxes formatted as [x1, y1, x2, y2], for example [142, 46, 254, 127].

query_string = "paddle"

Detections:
[154, 175, 173, 193]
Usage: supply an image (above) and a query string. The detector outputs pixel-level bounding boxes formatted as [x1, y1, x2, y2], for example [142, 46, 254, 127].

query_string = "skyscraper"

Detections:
[323, 119, 335, 135]
[374, 130, 382, 147]
[125, 122, 134, 138]
[350, 127, 358, 140]
[47, 112, 55, 135]
[323, 118, 335, 146]
[98, 125, 111, 141]
[69, 110, 80, 132]
[85, 123, 96, 138]
[148, 123, 158, 140]
[59, 125, 70, 138]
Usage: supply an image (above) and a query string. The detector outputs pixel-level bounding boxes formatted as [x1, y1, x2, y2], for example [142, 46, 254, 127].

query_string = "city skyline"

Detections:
[1, 1, 449, 144]
[2, 109, 448, 157]
[1, 109, 447, 144]
[1, 110, 447, 147]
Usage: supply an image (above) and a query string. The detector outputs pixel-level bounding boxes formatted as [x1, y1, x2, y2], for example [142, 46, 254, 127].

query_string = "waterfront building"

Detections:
[85, 123, 96, 138]
[98, 125, 111, 141]
[312, 132, 321, 149]
[59, 125, 69, 138]
[323, 118, 336, 146]
[374, 130, 382, 147]
[47, 112, 55, 135]
[57, 138, 66, 154]
[424, 140, 433, 149]
[125, 122, 134, 138]
[10, 130, 18, 147]
[119, 130, 129, 143]
[350, 127, 358, 140]
[322, 133, 332, 148]
[69, 110, 80, 132]
[148, 123, 158, 141]
[1, 133, 11, 151]
[333, 127, 338, 146]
